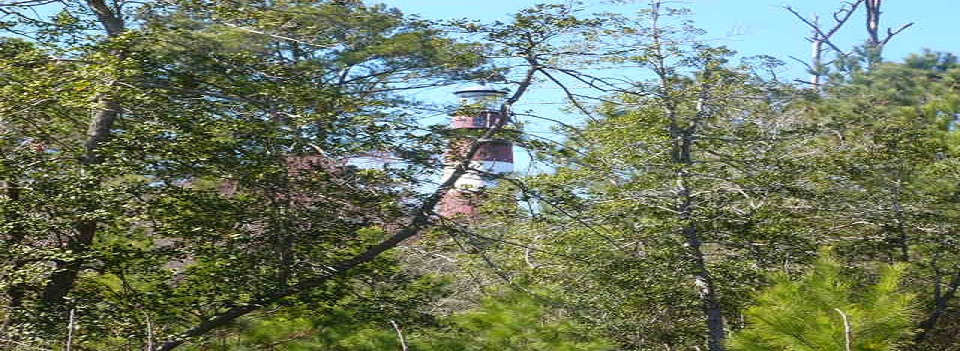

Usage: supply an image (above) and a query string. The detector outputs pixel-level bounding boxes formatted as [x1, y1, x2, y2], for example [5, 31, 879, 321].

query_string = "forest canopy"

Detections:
[0, 1, 958, 350]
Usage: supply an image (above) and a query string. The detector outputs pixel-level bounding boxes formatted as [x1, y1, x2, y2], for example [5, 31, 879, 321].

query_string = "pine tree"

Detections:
[728, 250, 914, 351]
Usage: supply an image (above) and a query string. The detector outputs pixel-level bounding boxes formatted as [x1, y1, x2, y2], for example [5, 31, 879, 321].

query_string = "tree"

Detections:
[178, 288, 612, 351]
[785, 0, 913, 88]
[781, 2, 959, 345]
[414, 290, 613, 351]
[443, 2, 813, 350]
[177, 264, 449, 351]
[0, 0, 507, 349]
[728, 249, 914, 351]
[793, 51, 960, 348]
[3, 1, 958, 350]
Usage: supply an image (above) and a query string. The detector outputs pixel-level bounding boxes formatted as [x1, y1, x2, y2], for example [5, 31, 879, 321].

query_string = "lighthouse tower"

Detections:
[437, 85, 514, 218]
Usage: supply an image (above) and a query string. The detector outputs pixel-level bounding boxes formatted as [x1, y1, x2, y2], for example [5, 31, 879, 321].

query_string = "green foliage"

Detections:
[729, 249, 915, 351]
[0, 0, 489, 348]
[3, 0, 960, 350]
[460, 6, 810, 348]
[176, 288, 611, 351]
[413, 290, 613, 351]
[785, 51, 960, 348]
[181, 270, 447, 351]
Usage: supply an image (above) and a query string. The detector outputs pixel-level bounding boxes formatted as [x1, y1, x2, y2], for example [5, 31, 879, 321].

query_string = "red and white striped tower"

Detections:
[437, 85, 513, 218]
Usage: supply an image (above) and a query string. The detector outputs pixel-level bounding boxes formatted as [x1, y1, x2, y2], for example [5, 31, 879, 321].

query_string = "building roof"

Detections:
[454, 84, 507, 96]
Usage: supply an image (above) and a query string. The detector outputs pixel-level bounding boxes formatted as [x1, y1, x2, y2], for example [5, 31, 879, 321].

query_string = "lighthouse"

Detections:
[437, 85, 514, 218]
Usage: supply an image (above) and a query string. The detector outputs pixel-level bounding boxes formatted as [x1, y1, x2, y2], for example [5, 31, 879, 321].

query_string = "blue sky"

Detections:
[372, 0, 960, 173]
[377, 0, 958, 80]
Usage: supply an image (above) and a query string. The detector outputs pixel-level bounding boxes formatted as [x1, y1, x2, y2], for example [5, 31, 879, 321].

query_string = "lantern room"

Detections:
[454, 84, 507, 112]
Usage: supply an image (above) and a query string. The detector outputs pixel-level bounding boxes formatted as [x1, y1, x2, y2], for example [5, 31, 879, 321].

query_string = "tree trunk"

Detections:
[39, 0, 124, 308]
[651, 0, 726, 346]
[1, 180, 26, 341]
[675, 129, 726, 351]
[916, 270, 960, 342]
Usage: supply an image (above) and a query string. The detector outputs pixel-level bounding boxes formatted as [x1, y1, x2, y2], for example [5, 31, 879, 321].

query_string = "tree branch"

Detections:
[154, 51, 543, 351]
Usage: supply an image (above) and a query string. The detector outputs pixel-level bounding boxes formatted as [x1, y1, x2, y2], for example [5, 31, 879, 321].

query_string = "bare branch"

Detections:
[221, 23, 337, 49]
[783, 5, 849, 54]
[0, 0, 62, 7]
[389, 321, 408, 351]
[787, 55, 816, 72]
[880, 22, 913, 46]
[785, 1, 862, 88]
[538, 68, 600, 122]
